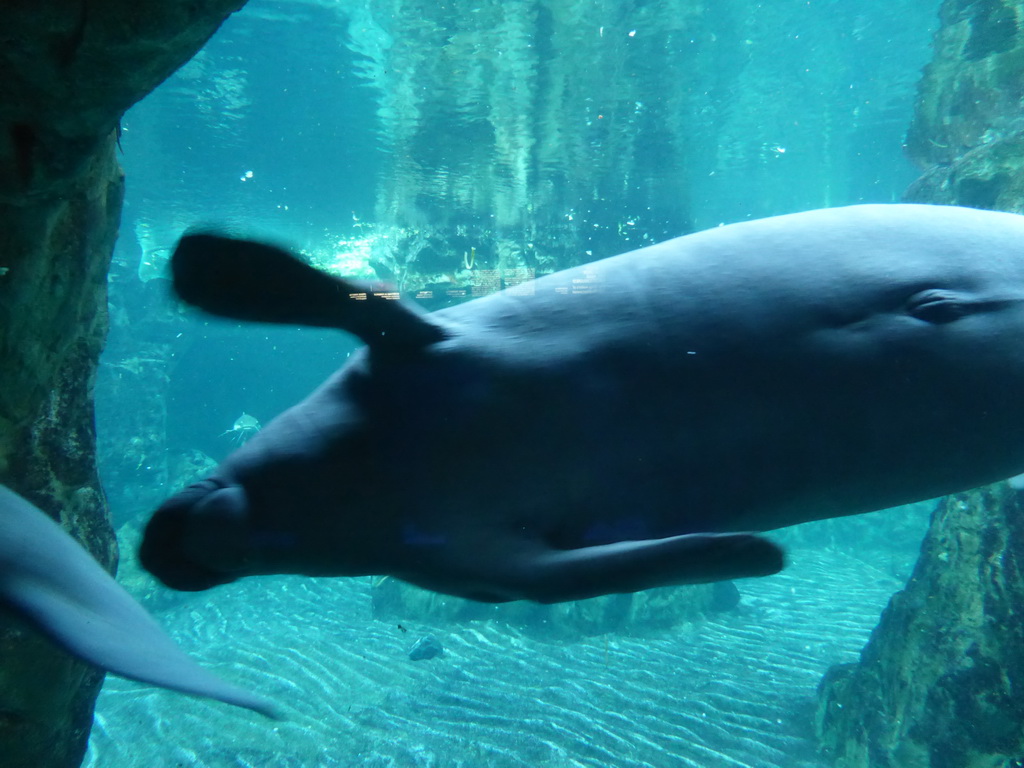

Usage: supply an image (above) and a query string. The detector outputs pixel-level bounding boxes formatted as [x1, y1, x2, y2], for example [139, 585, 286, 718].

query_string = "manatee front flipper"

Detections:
[508, 533, 784, 604]
[172, 233, 447, 350]
[0, 485, 279, 719]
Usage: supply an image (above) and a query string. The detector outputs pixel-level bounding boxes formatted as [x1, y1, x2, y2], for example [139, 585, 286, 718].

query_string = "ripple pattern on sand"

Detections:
[85, 548, 902, 768]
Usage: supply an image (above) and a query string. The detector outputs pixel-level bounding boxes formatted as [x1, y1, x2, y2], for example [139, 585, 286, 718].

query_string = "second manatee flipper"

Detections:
[173, 232, 447, 350]
[0, 485, 279, 718]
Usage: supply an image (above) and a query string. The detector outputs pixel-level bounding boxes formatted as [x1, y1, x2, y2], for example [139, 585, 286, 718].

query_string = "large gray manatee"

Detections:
[141, 204, 1024, 603]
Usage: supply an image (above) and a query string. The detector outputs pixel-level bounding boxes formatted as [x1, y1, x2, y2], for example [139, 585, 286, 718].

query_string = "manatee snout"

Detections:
[140, 481, 249, 591]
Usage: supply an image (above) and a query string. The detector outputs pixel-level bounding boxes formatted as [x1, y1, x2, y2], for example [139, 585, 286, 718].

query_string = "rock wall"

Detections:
[816, 485, 1024, 767]
[904, 0, 1024, 211]
[0, 2, 244, 766]
[816, 1, 1024, 764]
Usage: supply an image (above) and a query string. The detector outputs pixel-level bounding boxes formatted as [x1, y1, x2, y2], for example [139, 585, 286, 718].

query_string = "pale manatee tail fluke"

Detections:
[0, 485, 280, 719]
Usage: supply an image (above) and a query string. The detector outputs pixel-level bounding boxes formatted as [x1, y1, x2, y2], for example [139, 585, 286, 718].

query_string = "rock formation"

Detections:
[817, 484, 1024, 767]
[904, 0, 1024, 211]
[0, 2, 245, 765]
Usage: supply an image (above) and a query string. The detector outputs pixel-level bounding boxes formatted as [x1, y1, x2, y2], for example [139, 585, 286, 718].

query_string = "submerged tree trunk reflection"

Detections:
[350, 0, 703, 298]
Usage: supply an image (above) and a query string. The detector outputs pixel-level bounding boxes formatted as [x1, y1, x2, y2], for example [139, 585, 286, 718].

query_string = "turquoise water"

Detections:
[93, 1, 941, 765]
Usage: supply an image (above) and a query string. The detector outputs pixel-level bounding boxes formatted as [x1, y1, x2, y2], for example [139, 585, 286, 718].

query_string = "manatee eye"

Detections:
[905, 289, 968, 324]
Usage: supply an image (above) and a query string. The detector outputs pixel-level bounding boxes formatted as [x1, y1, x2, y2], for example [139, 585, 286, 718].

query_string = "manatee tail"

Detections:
[499, 532, 784, 604]
[0, 485, 280, 719]
[172, 232, 447, 351]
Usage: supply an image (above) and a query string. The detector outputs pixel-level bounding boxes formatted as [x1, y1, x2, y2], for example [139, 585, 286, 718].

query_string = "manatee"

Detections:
[0, 485, 278, 717]
[141, 204, 1024, 603]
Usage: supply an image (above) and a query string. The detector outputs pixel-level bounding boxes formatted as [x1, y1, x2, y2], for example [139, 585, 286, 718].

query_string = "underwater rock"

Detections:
[96, 338, 177, 521]
[903, 0, 1024, 216]
[902, 0, 1024, 245]
[0, 136, 122, 768]
[0, 1, 247, 766]
[905, 128, 1024, 212]
[815, 484, 1024, 767]
[708, 581, 741, 613]
[906, 0, 1024, 170]
[409, 635, 444, 661]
